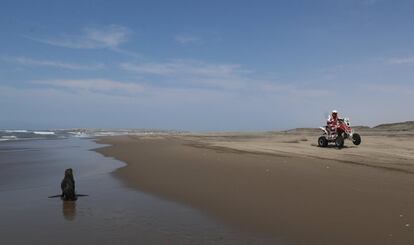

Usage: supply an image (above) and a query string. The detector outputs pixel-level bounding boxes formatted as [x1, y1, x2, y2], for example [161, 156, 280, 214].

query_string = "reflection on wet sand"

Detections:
[1, 138, 281, 244]
[62, 201, 76, 221]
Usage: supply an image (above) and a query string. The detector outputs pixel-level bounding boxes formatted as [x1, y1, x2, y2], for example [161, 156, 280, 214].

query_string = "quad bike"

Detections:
[318, 118, 361, 148]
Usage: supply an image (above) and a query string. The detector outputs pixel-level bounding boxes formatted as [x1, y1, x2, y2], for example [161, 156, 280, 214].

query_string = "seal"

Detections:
[61, 168, 77, 201]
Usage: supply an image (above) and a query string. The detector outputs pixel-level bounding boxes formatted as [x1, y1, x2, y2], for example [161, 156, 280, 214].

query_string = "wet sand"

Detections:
[96, 134, 414, 244]
[0, 138, 277, 245]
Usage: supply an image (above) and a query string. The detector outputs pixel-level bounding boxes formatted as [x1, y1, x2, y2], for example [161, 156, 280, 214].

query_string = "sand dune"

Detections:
[373, 121, 414, 131]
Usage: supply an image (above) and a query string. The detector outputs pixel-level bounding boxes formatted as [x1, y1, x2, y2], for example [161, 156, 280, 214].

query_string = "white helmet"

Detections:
[332, 110, 338, 114]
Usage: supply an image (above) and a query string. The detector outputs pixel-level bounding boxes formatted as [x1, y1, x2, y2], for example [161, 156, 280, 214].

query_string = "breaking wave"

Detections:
[0, 129, 183, 142]
[33, 131, 55, 135]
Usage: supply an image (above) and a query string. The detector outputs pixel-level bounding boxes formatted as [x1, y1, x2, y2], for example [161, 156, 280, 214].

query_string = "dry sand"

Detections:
[96, 131, 414, 244]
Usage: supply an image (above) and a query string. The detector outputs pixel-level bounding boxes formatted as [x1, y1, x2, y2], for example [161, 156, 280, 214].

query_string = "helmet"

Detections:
[332, 110, 338, 117]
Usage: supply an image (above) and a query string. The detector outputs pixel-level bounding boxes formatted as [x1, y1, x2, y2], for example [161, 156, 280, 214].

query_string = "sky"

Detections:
[1, 0, 413, 130]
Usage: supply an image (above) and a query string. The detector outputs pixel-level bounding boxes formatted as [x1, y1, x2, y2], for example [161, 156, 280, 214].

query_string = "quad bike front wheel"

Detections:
[318, 136, 328, 147]
[335, 135, 344, 148]
[352, 133, 361, 145]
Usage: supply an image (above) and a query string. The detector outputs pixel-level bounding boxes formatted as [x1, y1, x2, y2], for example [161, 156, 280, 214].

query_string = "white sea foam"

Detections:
[4, 130, 28, 133]
[2, 136, 17, 139]
[69, 132, 90, 138]
[0, 135, 18, 141]
[33, 131, 55, 135]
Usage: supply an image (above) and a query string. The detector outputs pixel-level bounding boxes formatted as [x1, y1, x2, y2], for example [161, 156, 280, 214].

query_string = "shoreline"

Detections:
[95, 134, 414, 244]
[1, 137, 279, 245]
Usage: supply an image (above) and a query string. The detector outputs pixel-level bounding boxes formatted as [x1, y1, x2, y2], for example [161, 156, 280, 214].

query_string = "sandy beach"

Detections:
[96, 131, 414, 244]
[1, 138, 279, 245]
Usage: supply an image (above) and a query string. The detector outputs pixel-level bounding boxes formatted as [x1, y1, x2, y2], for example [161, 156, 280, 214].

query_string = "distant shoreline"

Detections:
[1, 120, 413, 136]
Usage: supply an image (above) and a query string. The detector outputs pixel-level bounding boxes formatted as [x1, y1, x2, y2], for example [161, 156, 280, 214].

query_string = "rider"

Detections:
[327, 110, 341, 134]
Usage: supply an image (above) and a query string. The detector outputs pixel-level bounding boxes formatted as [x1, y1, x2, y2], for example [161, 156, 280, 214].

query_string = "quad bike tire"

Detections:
[318, 136, 328, 147]
[352, 133, 361, 145]
[335, 135, 344, 148]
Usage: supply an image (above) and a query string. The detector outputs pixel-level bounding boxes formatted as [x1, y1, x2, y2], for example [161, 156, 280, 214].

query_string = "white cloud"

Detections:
[362, 83, 414, 95]
[120, 60, 244, 77]
[258, 83, 334, 97]
[27, 25, 131, 49]
[4, 56, 104, 70]
[3, 67, 413, 129]
[119, 60, 339, 94]
[32, 79, 144, 95]
[174, 35, 200, 44]
[120, 60, 252, 89]
[387, 56, 414, 65]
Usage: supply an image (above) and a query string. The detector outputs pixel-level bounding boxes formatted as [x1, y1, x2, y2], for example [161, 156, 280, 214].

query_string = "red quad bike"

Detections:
[318, 118, 361, 148]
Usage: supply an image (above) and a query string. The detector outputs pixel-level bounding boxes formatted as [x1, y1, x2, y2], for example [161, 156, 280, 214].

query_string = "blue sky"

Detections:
[1, 0, 413, 130]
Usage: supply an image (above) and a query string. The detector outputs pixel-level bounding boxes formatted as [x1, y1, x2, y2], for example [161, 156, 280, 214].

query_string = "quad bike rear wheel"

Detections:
[318, 136, 328, 147]
[335, 135, 344, 148]
[352, 133, 361, 145]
